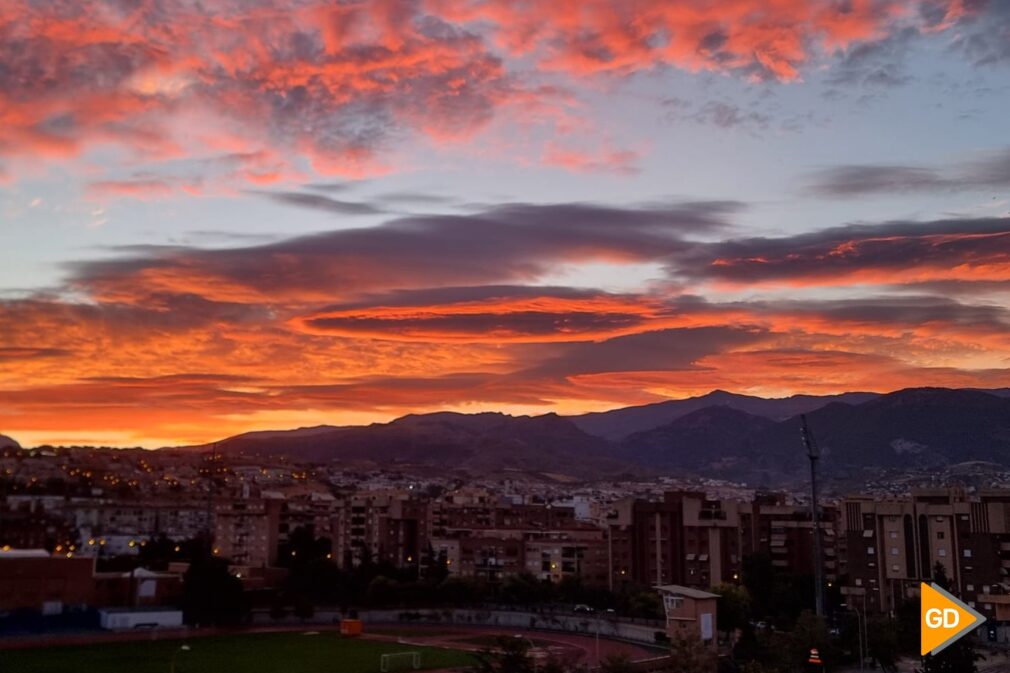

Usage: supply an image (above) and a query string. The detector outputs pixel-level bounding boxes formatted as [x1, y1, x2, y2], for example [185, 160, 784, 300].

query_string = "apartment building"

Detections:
[838, 489, 1010, 620]
[608, 491, 837, 592]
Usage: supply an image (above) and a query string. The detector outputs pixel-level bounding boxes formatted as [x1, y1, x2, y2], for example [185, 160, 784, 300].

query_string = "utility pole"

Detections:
[205, 443, 218, 555]
[800, 415, 825, 617]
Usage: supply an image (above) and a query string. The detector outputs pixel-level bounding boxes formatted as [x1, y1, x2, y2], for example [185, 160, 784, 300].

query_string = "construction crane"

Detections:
[801, 414, 825, 618]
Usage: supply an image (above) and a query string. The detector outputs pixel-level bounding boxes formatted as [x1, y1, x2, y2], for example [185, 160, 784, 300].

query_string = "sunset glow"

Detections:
[2, 0, 1010, 446]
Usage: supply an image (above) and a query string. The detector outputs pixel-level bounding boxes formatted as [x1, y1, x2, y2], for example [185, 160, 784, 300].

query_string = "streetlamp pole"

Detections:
[801, 415, 825, 618]
[853, 604, 865, 673]
[170, 644, 191, 673]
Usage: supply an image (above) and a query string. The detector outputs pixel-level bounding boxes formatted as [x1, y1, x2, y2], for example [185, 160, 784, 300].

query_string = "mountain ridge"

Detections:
[22, 387, 1010, 485]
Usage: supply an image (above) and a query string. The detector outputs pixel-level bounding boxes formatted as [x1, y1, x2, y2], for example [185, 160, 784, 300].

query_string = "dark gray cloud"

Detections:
[947, 0, 1010, 67]
[805, 147, 1010, 196]
[825, 28, 918, 89]
[375, 192, 456, 205]
[664, 98, 771, 131]
[304, 182, 356, 193]
[669, 217, 1010, 284]
[253, 190, 387, 215]
[688, 101, 771, 130]
[72, 200, 741, 302]
[523, 326, 765, 378]
[747, 295, 1010, 329]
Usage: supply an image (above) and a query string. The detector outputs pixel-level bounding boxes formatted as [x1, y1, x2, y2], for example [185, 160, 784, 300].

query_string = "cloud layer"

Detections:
[3, 198, 1010, 446]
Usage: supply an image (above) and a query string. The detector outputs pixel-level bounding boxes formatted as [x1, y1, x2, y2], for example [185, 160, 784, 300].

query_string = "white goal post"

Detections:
[379, 651, 422, 672]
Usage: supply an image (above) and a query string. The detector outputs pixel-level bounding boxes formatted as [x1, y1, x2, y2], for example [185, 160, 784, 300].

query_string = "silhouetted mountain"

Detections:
[570, 389, 878, 440]
[619, 406, 777, 471]
[753, 387, 1010, 473]
[207, 411, 621, 478]
[178, 387, 1010, 483]
[617, 388, 1010, 481]
[0, 434, 19, 450]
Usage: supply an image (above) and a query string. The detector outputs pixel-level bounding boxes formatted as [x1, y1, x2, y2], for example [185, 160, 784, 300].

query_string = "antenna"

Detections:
[801, 414, 825, 618]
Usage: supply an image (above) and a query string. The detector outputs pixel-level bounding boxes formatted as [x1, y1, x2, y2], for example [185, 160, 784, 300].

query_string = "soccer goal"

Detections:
[379, 651, 421, 672]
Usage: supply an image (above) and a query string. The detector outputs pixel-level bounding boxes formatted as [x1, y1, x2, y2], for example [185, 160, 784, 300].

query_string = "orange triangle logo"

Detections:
[920, 582, 985, 656]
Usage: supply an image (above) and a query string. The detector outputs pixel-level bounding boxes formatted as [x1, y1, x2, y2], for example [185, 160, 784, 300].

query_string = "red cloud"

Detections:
[541, 141, 641, 175]
[428, 0, 911, 81]
[0, 0, 978, 184]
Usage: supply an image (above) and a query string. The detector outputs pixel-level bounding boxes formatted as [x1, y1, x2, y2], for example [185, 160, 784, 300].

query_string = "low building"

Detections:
[99, 607, 184, 630]
[656, 584, 719, 650]
[0, 549, 95, 612]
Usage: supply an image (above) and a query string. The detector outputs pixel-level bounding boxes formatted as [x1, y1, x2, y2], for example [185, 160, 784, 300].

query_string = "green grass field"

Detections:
[1, 632, 476, 673]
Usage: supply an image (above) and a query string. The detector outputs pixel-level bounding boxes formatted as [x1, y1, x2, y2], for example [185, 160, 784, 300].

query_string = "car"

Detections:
[573, 604, 595, 613]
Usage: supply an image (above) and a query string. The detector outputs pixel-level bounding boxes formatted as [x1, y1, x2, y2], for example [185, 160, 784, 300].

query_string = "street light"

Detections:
[170, 644, 191, 673]
[841, 598, 867, 673]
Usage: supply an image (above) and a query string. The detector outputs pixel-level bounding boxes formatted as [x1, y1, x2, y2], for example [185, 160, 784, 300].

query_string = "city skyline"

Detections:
[3, 0, 1010, 447]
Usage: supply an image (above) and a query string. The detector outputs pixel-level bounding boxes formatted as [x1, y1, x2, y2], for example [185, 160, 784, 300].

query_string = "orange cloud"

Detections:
[6, 203, 1010, 446]
[429, 0, 913, 81]
[541, 141, 642, 175]
[0, 0, 979, 187]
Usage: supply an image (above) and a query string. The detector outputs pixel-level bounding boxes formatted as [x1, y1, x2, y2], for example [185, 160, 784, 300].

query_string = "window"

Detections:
[937, 532, 945, 540]
[891, 547, 899, 555]
[964, 549, 972, 558]
[967, 584, 975, 591]
[892, 564, 900, 572]
[867, 546, 875, 555]
[889, 531, 898, 539]
[938, 548, 947, 557]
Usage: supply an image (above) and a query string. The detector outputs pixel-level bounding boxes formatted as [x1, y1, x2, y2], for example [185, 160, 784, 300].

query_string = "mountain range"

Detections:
[172, 387, 1010, 484]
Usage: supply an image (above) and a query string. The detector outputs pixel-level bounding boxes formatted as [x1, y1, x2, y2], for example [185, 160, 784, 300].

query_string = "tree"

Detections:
[470, 636, 536, 673]
[742, 553, 775, 620]
[789, 611, 835, 670]
[865, 615, 901, 672]
[621, 589, 664, 619]
[181, 553, 247, 626]
[277, 525, 331, 568]
[292, 593, 315, 621]
[598, 653, 635, 673]
[712, 583, 751, 634]
[365, 575, 400, 606]
[917, 563, 983, 673]
[669, 633, 717, 673]
[499, 572, 550, 605]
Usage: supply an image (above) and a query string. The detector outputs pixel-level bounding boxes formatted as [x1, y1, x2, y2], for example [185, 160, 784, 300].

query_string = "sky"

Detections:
[2, 0, 1010, 448]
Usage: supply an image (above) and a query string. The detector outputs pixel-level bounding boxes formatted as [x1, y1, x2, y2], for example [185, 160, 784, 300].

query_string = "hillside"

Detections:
[140, 387, 1010, 483]
[207, 411, 626, 479]
[570, 389, 878, 440]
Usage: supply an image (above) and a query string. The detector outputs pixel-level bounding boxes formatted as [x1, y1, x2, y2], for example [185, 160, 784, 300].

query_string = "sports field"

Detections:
[0, 631, 476, 673]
